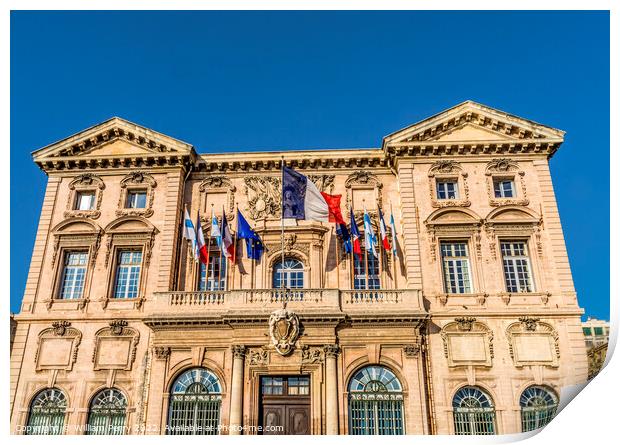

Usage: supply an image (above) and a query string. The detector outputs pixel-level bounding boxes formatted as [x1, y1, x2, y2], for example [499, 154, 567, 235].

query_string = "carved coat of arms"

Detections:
[269, 307, 300, 356]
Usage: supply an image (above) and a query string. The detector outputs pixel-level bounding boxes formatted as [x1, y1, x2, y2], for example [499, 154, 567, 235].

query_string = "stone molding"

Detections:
[92, 320, 140, 371]
[34, 321, 82, 372]
[506, 318, 560, 368]
[64, 173, 106, 219]
[440, 317, 494, 368]
[484, 158, 529, 207]
[116, 171, 157, 218]
[427, 160, 471, 208]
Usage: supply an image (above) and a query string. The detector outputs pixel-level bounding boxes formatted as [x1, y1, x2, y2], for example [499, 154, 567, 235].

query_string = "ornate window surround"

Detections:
[102, 216, 158, 309]
[484, 159, 529, 207]
[440, 317, 494, 368]
[92, 320, 140, 371]
[344, 170, 384, 216]
[506, 317, 560, 368]
[198, 175, 237, 221]
[428, 160, 470, 208]
[64, 174, 106, 219]
[47, 218, 102, 311]
[116, 171, 157, 218]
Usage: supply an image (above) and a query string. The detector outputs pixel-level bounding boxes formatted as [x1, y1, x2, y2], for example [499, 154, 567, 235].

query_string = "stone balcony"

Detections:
[143, 288, 427, 327]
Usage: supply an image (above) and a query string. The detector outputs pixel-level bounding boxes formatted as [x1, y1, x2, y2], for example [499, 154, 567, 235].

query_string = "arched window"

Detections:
[87, 388, 128, 435]
[272, 258, 304, 289]
[520, 386, 558, 432]
[26, 388, 67, 435]
[348, 365, 404, 435]
[167, 368, 222, 435]
[453, 386, 496, 435]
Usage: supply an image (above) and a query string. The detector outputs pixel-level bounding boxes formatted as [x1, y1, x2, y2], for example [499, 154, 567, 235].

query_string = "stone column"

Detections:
[229, 345, 246, 435]
[324, 344, 340, 435]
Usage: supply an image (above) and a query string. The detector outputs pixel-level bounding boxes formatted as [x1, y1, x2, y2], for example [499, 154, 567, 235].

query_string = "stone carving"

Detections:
[506, 319, 560, 368]
[485, 158, 529, 207]
[344, 170, 383, 212]
[92, 323, 140, 371]
[64, 173, 106, 219]
[154, 347, 171, 360]
[301, 346, 324, 364]
[109, 320, 128, 335]
[199, 176, 237, 220]
[116, 171, 157, 218]
[232, 345, 247, 359]
[323, 344, 340, 358]
[284, 233, 297, 250]
[269, 306, 300, 356]
[428, 160, 471, 208]
[403, 344, 421, 358]
[34, 322, 82, 371]
[441, 319, 494, 368]
[308, 174, 335, 193]
[244, 176, 281, 220]
[248, 348, 269, 366]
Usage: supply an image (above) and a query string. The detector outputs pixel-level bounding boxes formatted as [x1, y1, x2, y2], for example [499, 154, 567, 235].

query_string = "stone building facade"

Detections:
[10, 101, 588, 435]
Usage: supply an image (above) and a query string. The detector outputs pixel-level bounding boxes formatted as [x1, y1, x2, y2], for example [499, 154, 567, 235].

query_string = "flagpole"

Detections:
[378, 206, 386, 291]
[206, 205, 214, 292]
[231, 204, 238, 290]
[349, 204, 355, 292]
[280, 156, 285, 298]
[362, 200, 369, 291]
[391, 201, 398, 290]
[334, 225, 340, 289]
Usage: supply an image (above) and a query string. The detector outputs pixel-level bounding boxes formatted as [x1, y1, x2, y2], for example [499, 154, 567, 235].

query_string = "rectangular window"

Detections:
[261, 377, 284, 395]
[441, 242, 472, 294]
[436, 180, 459, 199]
[113, 250, 142, 299]
[501, 241, 534, 292]
[594, 327, 604, 336]
[59, 251, 88, 299]
[126, 190, 147, 209]
[582, 327, 592, 336]
[288, 377, 310, 395]
[198, 253, 227, 291]
[494, 179, 515, 198]
[75, 191, 96, 210]
[353, 249, 380, 290]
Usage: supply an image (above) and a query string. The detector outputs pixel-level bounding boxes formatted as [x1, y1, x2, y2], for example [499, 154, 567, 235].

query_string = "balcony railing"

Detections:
[151, 288, 423, 314]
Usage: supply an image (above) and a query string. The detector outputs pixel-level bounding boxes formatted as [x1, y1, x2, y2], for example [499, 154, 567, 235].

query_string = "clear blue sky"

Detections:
[10, 11, 609, 319]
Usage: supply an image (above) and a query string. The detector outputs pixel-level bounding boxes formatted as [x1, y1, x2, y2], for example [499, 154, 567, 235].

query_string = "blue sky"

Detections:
[10, 11, 609, 319]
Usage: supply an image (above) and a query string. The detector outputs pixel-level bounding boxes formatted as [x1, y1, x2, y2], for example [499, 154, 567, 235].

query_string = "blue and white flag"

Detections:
[211, 208, 222, 248]
[363, 209, 378, 257]
[390, 209, 398, 259]
[282, 166, 329, 222]
[182, 207, 199, 262]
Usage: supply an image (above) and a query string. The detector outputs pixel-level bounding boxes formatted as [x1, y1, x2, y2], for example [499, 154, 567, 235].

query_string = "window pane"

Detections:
[199, 254, 227, 291]
[126, 190, 147, 209]
[353, 249, 380, 290]
[594, 327, 604, 336]
[75, 191, 96, 210]
[272, 258, 304, 289]
[501, 241, 534, 292]
[59, 252, 88, 299]
[441, 242, 471, 293]
[494, 179, 515, 198]
[114, 250, 142, 298]
[582, 327, 592, 336]
[436, 180, 459, 199]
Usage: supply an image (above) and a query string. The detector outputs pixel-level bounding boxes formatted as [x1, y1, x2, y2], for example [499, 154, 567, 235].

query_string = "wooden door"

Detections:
[259, 376, 311, 435]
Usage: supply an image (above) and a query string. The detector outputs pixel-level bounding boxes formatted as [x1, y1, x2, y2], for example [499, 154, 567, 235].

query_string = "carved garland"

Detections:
[485, 159, 529, 207]
[428, 160, 470, 208]
[199, 176, 237, 221]
[116, 171, 157, 218]
[64, 173, 106, 219]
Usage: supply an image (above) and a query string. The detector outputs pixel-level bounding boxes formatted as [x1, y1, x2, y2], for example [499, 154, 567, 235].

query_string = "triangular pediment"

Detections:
[32, 117, 195, 162]
[383, 100, 565, 148]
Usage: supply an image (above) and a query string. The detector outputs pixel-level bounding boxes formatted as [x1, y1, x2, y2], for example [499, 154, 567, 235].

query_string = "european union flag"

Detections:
[237, 210, 264, 261]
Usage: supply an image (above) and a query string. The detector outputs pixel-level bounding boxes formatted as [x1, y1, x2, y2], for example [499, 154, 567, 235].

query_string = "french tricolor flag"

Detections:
[195, 210, 209, 265]
[349, 207, 362, 260]
[378, 208, 391, 251]
[282, 166, 330, 222]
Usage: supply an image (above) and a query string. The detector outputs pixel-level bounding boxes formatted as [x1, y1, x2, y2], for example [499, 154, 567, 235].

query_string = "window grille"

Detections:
[272, 258, 304, 289]
[441, 242, 472, 293]
[501, 241, 534, 292]
[26, 388, 67, 435]
[199, 254, 227, 291]
[436, 180, 459, 199]
[114, 250, 142, 299]
[167, 368, 222, 435]
[87, 388, 127, 435]
[453, 386, 496, 435]
[520, 386, 558, 432]
[59, 252, 88, 299]
[348, 366, 404, 435]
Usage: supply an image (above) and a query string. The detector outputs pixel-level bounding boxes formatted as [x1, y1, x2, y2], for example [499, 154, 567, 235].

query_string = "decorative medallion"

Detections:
[269, 306, 300, 356]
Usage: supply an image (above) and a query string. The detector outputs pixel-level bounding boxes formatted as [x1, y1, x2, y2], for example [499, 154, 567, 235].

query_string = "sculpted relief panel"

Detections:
[34, 321, 82, 372]
[441, 317, 493, 368]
